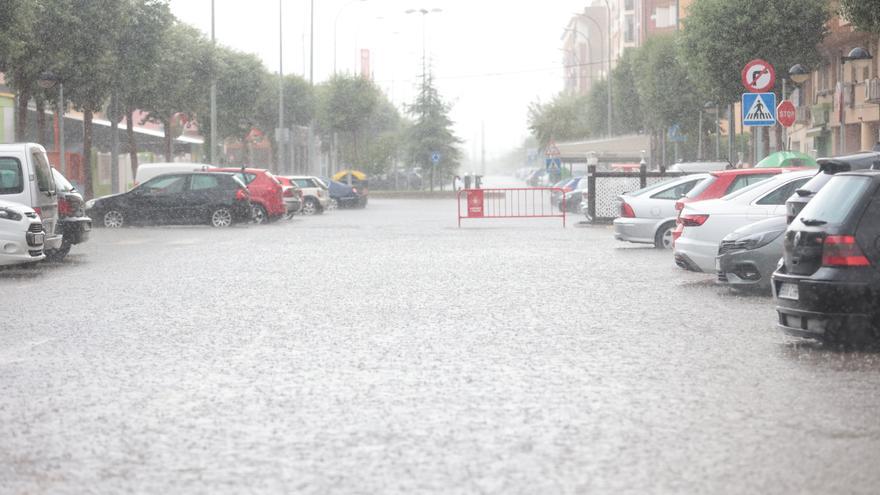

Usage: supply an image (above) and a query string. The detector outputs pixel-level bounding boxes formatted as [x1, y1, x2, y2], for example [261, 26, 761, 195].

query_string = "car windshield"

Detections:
[795, 175, 873, 226]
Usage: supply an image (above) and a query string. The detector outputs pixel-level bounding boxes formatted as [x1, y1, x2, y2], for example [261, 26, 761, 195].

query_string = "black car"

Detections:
[48, 167, 91, 261]
[773, 170, 880, 345]
[86, 172, 252, 228]
[785, 151, 880, 223]
[321, 177, 368, 208]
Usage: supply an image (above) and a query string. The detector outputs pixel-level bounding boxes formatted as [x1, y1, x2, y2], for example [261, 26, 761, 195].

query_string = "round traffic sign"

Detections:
[776, 100, 796, 127]
[742, 59, 776, 92]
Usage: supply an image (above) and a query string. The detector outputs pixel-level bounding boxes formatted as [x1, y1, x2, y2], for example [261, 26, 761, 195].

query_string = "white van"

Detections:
[134, 162, 215, 187]
[0, 143, 62, 251]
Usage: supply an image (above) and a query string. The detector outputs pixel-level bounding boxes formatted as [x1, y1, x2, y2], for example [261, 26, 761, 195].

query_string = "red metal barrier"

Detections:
[457, 188, 566, 227]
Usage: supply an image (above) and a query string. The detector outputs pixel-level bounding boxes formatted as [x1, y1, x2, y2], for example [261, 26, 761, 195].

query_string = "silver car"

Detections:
[716, 216, 787, 292]
[613, 174, 710, 249]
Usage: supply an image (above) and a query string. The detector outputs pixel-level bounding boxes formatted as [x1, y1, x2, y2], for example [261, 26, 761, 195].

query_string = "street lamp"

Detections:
[788, 64, 810, 85]
[334, 0, 367, 74]
[37, 71, 64, 174]
[839, 47, 873, 154]
[405, 8, 442, 87]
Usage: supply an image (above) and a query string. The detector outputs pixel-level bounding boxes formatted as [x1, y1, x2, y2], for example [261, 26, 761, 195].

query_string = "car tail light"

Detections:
[283, 188, 294, 198]
[235, 189, 248, 201]
[620, 201, 635, 218]
[33, 207, 42, 218]
[822, 235, 870, 267]
[57, 197, 73, 216]
[675, 200, 684, 211]
[352, 187, 358, 194]
[680, 214, 709, 227]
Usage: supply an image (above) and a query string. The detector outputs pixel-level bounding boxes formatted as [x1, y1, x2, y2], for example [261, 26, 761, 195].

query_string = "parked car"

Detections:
[715, 216, 787, 292]
[284, 175, 331, 215]
[209, 167, 285, 223]
[275, 176, 303, 218]
[331, 170, 369, 208]
[674, 168, 789, 215]
[0, 199, 45, 266]
[134, 162, 215, 187]
[784, 151, 880, 224]
[773, 170, 880, 345]
[673, 170, 814, 272]
[86, 172, 252, 228]
[551, 177, 583, 208]
[666, 161, 732, 173]
[49, 167, 91, 261]
[614, 174, 710, 249]
[321, 177, 366, 209]
[0, 143, 62, 252]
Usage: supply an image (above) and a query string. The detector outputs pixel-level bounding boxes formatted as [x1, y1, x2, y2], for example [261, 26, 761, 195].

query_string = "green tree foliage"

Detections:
[611, 51, 643, 135]
[316, 75, 391, 167]
[631, 34, 704, 132]
[255, 73, 316, 167]
[527, 93, 591, 147]
[839, 0, 880, 33]
[140, 22, 213, 160]
[404, 73, 463, 189]
[680, 0, 829, 104]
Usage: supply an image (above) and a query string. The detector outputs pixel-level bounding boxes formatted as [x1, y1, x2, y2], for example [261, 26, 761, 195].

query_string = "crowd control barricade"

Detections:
[457, 188, 566, 227]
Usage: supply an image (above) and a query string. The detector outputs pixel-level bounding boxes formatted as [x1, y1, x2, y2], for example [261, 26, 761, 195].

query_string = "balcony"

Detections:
[811, 103, 831, 127]
[866, 78, 880, 103]
[795, 105, 811, 124]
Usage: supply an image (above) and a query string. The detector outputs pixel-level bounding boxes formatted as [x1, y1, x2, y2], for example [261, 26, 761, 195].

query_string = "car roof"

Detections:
[837, 169, 880, 180]
[214, 167, 269, 174]
[816, 151, 880, 172]
[710, 167, 789, 177]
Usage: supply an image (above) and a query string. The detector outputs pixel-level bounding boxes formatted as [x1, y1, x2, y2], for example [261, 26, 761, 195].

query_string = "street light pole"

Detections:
[210, 0, 217, 164]
[601, 0, 612, 138]
[277, 0, 284, 174]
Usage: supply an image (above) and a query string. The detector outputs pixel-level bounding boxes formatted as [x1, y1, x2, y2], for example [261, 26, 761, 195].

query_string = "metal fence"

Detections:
[457, 188, 566, 227]
[586, 165, 685, 223]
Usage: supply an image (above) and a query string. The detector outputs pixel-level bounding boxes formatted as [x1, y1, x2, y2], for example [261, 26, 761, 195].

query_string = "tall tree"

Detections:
[255, 73, 316, 169]
[527, 92, 592, 148]
[315, 75, 381, 167]
[141, 22, 213, 161]
[405, 72, 462, 190]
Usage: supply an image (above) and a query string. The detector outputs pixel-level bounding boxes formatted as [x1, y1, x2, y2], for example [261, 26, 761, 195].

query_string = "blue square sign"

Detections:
[742, 92, 777, 127]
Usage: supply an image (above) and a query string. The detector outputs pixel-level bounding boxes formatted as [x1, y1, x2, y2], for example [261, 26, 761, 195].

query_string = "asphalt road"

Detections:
[2, 197, 880, 494]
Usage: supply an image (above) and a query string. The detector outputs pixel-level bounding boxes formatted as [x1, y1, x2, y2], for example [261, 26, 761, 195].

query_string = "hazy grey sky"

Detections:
[169, 0, 588, 162]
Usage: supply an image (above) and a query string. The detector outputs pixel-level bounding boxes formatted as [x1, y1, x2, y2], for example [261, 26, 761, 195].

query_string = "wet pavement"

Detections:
[2, 197, 880, 494]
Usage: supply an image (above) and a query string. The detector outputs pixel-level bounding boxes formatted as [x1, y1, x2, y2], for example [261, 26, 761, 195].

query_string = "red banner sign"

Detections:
[466, 190, 484, 217]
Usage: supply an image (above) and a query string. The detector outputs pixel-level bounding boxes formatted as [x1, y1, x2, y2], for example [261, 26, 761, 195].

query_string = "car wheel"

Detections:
[251, 204, 268, 224]
[45, 241, 72, 262]
[210, 207, 234, 228]
[302, 198, 318, 216]
[103, 210, 124, 228]
[654, 221, 676, 249]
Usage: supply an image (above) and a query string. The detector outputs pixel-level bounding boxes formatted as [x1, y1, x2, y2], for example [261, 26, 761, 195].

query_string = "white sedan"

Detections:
[0, 199, 45, 266]
[673, 170, 815, 272]
[613, 173, 710, 249]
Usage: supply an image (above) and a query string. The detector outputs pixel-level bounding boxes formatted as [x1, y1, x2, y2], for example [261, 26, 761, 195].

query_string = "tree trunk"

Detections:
[16, 90, 30, 142]
[127, 110, 139, 178]
[83, 108, 95, 199]
[163, 118, 172, 161]
[35, 97, 46, 146]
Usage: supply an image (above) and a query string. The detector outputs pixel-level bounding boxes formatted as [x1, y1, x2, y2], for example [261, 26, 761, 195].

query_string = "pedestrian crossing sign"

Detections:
[742, 92, 777, 127]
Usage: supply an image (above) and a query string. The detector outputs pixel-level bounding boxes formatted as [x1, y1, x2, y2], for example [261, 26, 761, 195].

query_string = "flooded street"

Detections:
[2, 198, 880, 493]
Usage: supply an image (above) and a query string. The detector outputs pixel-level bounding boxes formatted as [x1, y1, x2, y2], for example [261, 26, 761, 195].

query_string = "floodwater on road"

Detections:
[2, 198, 879, 494]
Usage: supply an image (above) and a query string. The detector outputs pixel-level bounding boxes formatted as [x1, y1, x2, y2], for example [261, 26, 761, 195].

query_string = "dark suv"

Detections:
[785, 151, 880, 223]
[773, 170, 880, 344]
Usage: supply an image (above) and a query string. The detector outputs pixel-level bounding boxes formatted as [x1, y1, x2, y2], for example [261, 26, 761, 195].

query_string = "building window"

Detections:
[624, 14, 635, 43]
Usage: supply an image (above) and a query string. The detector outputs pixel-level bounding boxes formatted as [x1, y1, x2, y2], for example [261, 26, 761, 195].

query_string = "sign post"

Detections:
[741, 60, 777, 165]
[742, 59, 776, 93]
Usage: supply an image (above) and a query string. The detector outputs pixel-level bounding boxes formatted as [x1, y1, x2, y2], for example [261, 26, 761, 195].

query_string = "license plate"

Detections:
[778, 283, 799, 300]
[32, 233, 44, 245]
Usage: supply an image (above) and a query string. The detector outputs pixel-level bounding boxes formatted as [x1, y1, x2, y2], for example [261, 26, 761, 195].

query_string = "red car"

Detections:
[672, 168, 794, 244]
[209, 168, 285, 223]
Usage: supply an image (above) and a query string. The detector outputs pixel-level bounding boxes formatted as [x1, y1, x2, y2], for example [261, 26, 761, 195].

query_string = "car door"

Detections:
[133, 174, 188, 224]
[647, 178, 704, 218]
[184, 174, 222, 223]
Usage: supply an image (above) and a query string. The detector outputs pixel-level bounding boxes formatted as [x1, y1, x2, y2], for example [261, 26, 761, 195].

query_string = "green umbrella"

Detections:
[754, 151, 818, 169]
